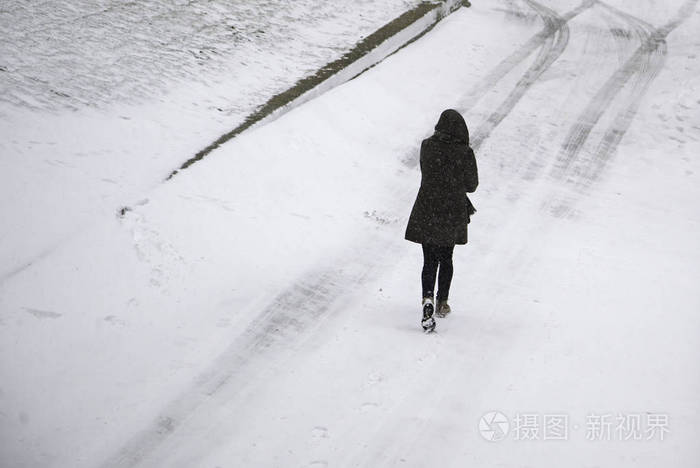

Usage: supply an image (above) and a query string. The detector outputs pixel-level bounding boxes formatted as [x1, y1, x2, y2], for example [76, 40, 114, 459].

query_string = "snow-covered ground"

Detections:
[0, 0, 424, 281]
[2, 0, 700, 467]
[1, 0, 432, 112]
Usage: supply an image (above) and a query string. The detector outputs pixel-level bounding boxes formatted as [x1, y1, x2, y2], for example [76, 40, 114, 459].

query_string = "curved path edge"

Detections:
[166, 0, 467, 180]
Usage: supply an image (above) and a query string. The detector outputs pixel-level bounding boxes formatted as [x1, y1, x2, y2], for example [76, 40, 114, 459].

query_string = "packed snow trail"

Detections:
[1, 1, 699, 467]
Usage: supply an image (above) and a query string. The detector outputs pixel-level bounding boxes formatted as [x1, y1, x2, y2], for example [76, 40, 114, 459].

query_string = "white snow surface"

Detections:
[2, 1, 700, 467]
[0, 0, 423, 281]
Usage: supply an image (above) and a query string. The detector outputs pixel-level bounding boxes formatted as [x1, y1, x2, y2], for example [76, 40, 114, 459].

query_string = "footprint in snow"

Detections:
[360, 402, 380, 412]
[366, 371, 384, 386]
[307, 461, 328, 468]
[104, 315, 127, 327]
[310, 426, 328, 440]
[23, 307, 62, 319]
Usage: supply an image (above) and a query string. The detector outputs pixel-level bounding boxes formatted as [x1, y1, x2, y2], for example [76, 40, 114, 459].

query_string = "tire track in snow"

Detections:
[581, 0, 698, 185]
[518, 3, 631, 183]
[100, 260, 379, 468]
[460, 0, 594, 150]
[577, 3, 665, 186]
[553, 3, 657, 181]
[553, 0, 698, 187]
[470, 0, 573, 150]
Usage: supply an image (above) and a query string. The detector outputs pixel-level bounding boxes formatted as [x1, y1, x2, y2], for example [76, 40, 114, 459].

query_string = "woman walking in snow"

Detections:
[405, 109, 478, 332]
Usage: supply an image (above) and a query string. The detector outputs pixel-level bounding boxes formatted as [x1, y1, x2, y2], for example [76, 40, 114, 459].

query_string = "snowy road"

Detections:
[2, 1, 700, 467]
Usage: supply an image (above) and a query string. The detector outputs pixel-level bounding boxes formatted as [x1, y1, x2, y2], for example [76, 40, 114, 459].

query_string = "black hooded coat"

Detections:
[405, 109, 478, 246]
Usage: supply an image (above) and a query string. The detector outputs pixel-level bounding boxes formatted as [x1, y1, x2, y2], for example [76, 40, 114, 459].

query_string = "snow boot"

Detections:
[436, 300, 451, 318]
[421, 297, 436, 332]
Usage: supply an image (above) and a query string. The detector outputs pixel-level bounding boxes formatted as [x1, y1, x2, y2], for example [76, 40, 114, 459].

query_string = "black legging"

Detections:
[421, 243, 454, 301]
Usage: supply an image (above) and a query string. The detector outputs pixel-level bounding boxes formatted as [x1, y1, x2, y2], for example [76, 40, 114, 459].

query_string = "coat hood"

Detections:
[434, 109, 469, 145]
